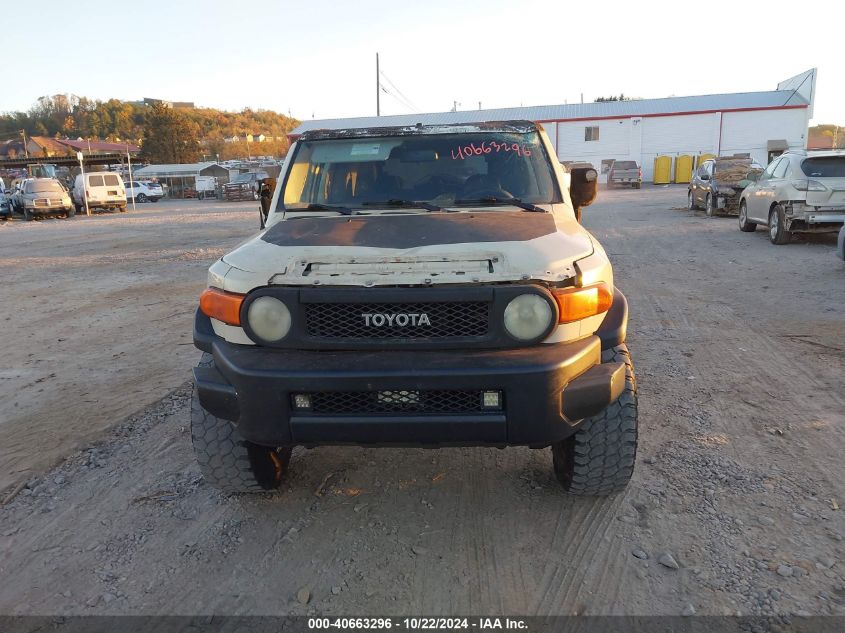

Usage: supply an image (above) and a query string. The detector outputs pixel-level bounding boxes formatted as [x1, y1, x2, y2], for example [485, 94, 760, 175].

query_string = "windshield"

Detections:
[32, 180, 65, 193]
[233, 174, 255, 183]
[801, 157, 845, 178]
[281, 131, 559, 211]
[613, 161, 637, 170]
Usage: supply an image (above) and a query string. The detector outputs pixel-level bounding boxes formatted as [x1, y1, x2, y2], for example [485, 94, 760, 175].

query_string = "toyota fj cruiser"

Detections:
[191, 121, 637, 496]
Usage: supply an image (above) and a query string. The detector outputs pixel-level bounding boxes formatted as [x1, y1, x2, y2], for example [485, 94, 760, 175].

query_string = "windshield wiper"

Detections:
[302, 203, 356, 216]
[361, 199, 445, 212]
[454, 197, 546, 212]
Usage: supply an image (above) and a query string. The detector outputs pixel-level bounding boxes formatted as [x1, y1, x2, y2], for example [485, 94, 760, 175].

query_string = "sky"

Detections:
[5, 0, 843, 125]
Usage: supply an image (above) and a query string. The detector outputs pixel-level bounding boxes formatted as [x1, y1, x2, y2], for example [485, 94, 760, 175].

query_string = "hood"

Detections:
[218, 210, 594, 292]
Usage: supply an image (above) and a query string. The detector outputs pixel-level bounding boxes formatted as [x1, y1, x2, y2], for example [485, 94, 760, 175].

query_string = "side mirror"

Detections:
[569, 167, 598, 222]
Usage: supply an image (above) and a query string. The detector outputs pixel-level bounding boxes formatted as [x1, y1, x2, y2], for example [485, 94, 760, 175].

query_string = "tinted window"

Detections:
[613, 161, 637, 169]
[103, 174, 120, 186]
[282, 131, 558, 209]
[585, 126, 600, 142]
[31, 180, 64, 193]
[88, 175, 105, 187]
[801, 157, 845, 178]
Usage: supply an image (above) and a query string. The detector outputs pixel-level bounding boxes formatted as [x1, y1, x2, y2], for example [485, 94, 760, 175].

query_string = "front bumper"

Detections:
[223, 187, 255, 200]
[193, 312, 625, 448]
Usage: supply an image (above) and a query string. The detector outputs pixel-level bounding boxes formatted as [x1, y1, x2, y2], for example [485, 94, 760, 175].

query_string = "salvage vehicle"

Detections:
[191, 121, 637, 496]
[608, 160, 642, 188]
[222, 171, 269, 201]
[689, 156, 762, 216]
[739, 150, 845, 244]
[0, 190, 10, 219]
[72, 172, 127, 213]
[11, 177, 74, 220]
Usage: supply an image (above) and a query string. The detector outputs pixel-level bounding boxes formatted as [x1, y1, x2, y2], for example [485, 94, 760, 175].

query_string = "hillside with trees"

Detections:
[0, 94, 300, 160]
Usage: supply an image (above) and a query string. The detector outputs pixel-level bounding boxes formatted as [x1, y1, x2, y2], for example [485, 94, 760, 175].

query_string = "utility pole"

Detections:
[376, 52, 380, 116]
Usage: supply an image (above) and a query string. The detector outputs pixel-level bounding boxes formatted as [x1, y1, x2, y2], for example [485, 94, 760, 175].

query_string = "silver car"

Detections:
[13, 178, 75, 220]
[739, 150, 845, 245]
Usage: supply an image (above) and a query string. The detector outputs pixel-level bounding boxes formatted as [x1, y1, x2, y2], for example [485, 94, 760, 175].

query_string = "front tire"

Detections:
[705, 193, 716, 217]
[191, 363, 291, 493]
[551, 344, 638, 496]
[688, 190, 697, 210]
[738, 201, 756, 232]
[66, 206, 76, 218]
[136, 193, 147, 203]
[769, 204, 790, 245]
[23, 207, 33, 221]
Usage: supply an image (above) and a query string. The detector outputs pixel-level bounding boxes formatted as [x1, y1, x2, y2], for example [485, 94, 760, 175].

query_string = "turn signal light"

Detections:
[199, 287, 245, 326]
[552, 283, 613, 323]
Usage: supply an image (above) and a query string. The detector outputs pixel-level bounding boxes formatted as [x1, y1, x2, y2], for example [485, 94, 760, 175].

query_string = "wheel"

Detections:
[687, 190, 697, 210]
[769, 204, 790, 245]
[705, 193, 716, 217]
[119, 205, 127, 213]
[136, 193, 147, 203]
[551, 344, 638, 496]
[191, 358, 291, 493]
[66, 206, 76, 219]
[23, 207, 33, 221]
[633, 182, 641, 189]
[738, 201, 756, 232]
[252, 191, 259, 201]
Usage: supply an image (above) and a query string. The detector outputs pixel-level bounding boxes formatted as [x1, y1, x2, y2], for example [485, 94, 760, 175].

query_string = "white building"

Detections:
[289, 69, 816, 182]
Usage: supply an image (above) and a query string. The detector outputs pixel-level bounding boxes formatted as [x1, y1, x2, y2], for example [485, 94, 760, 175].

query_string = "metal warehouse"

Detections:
[290, 69, 816, 183]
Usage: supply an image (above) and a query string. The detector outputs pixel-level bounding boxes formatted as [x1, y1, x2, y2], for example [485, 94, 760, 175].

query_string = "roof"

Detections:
[134, 162, 224, 177]
[299, 120, 537, 141]
[58, 139, 140, 153]
[291, 90, 809, 136]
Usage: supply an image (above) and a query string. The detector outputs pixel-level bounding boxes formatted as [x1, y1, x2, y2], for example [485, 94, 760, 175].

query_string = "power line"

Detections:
[378, 69, 419, 112]
[379, 84, 417, 114]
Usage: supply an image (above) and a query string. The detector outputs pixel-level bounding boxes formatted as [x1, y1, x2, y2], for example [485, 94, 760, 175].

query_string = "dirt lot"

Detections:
[1, 188, 844, 618]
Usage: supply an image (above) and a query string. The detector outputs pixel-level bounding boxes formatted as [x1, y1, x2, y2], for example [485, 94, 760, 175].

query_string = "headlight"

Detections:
[503, 294, 553, 341]
[247, 296, 292, 341]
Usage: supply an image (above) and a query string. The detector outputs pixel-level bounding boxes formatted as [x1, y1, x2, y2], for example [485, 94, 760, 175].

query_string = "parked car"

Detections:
[72, 172, 127, 213]
[10, 177, 74, 220]
[125, 180, 163, 203]
[608, 160, 642, 188]
[739, 150, 845, 245]
[222, 171, 269, 201]
[0, 190, 10, 219]
[689, 156, 763, 217]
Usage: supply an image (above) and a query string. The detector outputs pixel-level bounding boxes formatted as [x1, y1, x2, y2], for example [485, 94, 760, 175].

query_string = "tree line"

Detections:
[0, 94, 300, 163]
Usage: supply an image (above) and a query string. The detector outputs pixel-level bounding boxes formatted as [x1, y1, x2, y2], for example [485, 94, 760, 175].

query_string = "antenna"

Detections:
[376, 53, 380, 116]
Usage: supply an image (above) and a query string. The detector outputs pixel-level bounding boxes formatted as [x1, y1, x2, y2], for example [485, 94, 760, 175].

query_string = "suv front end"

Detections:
[190, 122, 637, 496]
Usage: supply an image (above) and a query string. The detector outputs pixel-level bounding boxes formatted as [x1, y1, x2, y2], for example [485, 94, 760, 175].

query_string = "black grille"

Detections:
[303, 390, 491, 415]
[304, 302, 489, 339]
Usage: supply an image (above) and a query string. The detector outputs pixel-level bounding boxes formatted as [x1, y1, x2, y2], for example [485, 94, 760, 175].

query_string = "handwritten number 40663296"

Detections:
[450, 141, 532, 160]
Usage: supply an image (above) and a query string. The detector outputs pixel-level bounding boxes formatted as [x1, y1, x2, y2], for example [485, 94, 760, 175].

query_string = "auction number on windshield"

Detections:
[450, 141, 532, 160]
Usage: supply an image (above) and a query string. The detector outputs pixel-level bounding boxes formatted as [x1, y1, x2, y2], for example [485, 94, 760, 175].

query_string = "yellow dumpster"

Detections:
[653, 156, 672, 184]
[674, 155, 693, 183]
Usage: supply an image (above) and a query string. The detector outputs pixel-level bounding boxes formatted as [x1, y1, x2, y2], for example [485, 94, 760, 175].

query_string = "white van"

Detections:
[72, 172, 127, 212]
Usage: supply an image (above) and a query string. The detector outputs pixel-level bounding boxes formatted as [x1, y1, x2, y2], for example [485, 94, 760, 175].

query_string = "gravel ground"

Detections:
[0, 187, 843, 617]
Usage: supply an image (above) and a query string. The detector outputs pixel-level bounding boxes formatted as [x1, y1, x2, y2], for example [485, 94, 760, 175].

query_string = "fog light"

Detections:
[481, 390, 502, 410]
[293, 394, 312, 410]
